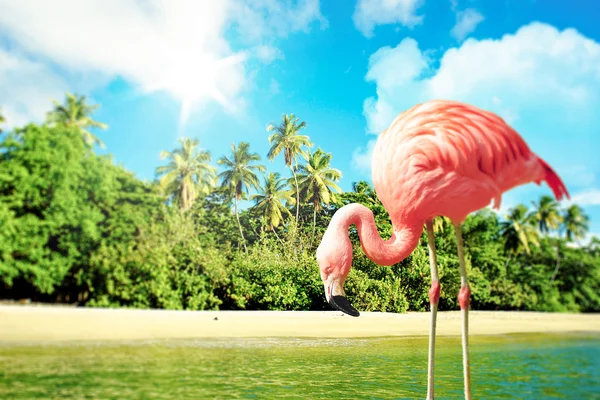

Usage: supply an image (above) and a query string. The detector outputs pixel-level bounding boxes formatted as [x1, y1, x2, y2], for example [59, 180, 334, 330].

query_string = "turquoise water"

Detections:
[1, 333, 599, 399]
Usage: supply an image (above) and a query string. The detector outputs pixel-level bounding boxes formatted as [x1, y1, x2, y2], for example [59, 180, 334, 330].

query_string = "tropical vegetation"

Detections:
[1, 93, 598, 314]
[156, 137, 216, 212]
[46, 92, 108, 148]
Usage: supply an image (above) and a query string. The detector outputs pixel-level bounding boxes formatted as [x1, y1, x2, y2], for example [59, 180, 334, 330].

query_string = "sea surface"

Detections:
[1, 333, 599, 399]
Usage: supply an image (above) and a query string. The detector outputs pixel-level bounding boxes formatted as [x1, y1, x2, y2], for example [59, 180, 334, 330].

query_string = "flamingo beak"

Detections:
[325, 279, 360, 317]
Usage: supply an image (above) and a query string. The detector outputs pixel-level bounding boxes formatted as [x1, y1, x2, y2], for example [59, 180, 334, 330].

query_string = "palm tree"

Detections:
[529, 194, 563, 280]
[431, 216, 452, 234]
[561, 204, 589, 243]
[218, 142, 266, 251]
[351, 181, 380, 206]
[549, 204, 589, 281]
[251, 172, 293, 244]
[155, 137, 216, 212]
[46, 92, 108, 148]
[499, 204, 540, 259]
[296, 148, 342, 242]
[529, 195, 562, 234]
[266, 114, 312, 221]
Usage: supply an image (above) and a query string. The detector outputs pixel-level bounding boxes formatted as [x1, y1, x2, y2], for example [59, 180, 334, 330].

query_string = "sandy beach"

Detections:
[1, 305, 599, 343]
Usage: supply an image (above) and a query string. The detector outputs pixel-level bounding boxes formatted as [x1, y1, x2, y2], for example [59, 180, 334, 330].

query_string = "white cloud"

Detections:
[0, 0, 326, 126]
[352, 139, 377, 174]
[451, 8, 484, 42]
[233, 0, 328, 41]
[0, 49, 68, 128]
[361, 22, 600, 135]
[354, 22, 600, 218]
[254, 45, 284, 64]
[353, 0, 424, 38]
[268, 79, 281, 96]
[571, 189, 600, 206]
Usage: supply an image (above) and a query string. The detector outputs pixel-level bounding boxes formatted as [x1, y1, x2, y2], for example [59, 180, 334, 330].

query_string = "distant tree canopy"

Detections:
[0, 93, 598, 313]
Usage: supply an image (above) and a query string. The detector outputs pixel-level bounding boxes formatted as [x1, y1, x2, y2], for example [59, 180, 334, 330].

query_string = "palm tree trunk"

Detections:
[551, 242, 561, 281]
[504, 254, 512, 278]
[291, 166, 300, 221]
[234, 197, 247, 252]
[272, 226, 284, 246]
[180, 182, 188, 211]
[311, 204, 317, 245]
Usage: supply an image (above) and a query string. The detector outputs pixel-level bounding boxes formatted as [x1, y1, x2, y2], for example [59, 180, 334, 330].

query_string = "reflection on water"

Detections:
[1, 333, 599, 399]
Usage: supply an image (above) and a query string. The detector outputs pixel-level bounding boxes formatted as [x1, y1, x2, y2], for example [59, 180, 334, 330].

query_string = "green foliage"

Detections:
[86, 209, 232, 310]
[0, 123, 160, 302]
[0, 99, 598, 315]
[230, 226, 325, 311]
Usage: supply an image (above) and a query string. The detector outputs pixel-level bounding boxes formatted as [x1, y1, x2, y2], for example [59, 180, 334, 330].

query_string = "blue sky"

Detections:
[0, 0, 598, 240]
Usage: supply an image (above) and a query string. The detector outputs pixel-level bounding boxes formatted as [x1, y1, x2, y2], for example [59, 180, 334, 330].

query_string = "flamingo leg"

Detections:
[454, 223, 472, 400]
[425, 220, 440, 400]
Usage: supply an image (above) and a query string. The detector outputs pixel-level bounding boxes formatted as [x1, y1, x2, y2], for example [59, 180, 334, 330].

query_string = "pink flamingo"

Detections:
[316, 100, 569, 400]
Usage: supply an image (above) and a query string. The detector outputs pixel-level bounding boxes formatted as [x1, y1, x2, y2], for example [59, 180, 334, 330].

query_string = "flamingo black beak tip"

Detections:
[328, 295, 360, 317]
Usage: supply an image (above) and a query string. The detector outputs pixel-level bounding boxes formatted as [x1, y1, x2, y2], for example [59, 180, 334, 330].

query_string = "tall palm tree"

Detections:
[155, 137, 216, 212]
[499, 204, 540, 259]
[551, 204, 589, 281]
[529, 194, 563, 280]
[296, 148, 342, 241]
[266, 114, 312, 221]
[46, 92, 108, 148]
[251, 172, 293, 243]
[218, 142, 266, 251]
[561, 204, 589, 243]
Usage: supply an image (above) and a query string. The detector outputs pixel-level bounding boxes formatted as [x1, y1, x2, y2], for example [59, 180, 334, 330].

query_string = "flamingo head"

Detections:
[316, 234, 360, 317]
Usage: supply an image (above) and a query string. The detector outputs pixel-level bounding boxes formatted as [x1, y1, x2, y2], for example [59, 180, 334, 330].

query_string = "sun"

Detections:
[147, 49, 247, 126]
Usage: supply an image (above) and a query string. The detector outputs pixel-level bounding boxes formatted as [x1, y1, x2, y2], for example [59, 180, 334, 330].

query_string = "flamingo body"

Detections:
[372, 100, 569, 226]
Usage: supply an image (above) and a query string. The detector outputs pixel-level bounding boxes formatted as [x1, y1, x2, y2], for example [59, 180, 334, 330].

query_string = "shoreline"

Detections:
[1, 305, 599, 343]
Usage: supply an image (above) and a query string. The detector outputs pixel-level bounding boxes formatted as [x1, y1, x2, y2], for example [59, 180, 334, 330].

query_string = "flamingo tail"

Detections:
[539, 158, 570, 201]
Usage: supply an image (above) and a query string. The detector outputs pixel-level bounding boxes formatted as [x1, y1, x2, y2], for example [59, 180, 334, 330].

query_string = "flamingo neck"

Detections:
[333, 203, 422, 266]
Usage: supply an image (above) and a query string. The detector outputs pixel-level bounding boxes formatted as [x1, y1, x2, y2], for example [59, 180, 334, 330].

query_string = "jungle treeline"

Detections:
[0, 94, 598, 313]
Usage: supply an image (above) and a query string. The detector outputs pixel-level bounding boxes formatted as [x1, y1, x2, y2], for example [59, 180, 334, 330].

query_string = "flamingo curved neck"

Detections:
[334, 203, 422, 266]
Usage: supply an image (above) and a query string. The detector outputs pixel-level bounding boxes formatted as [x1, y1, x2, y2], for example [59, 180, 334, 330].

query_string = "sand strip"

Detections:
[1, 305, 599, 343]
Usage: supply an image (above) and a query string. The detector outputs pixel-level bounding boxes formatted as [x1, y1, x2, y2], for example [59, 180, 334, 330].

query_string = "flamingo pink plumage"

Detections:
[316, 99, 569, 400]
